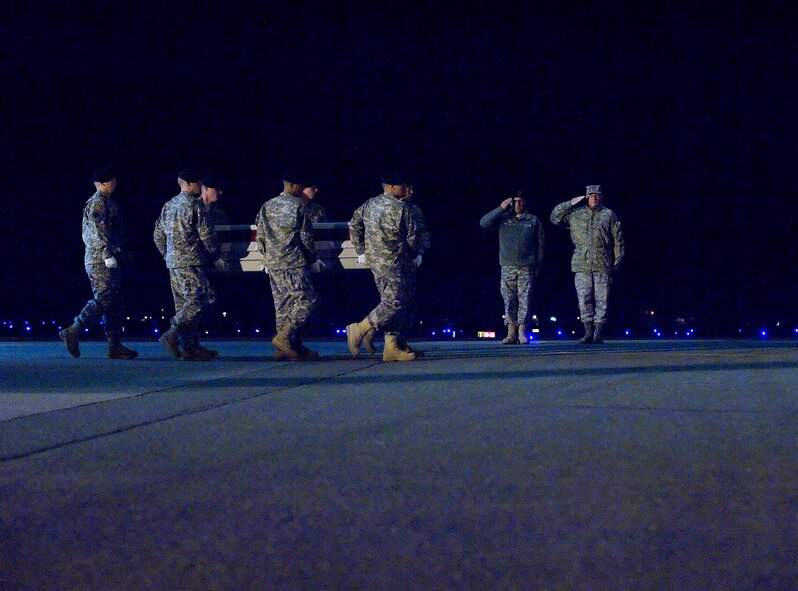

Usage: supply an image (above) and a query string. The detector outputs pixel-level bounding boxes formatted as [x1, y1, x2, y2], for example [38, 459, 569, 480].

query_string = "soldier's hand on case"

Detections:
[357, 254, 366, 265]
[500, 197, 514, 210]
[261, 264, 269, 274]
[412, 255, 423, 268]
[310, 259, 326, 273]
[104, 256, 118, 269]
[213, 258, 228, 270]
[570, 195, 586, 206]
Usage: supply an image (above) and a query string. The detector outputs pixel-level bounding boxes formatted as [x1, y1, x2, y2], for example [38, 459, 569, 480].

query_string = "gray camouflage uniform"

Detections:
[256, 192, 319, 331]
[74, 190, 128, 339]
[349, 194, 420, 334]
[550, 200, 624, 325]
[204, 202, 229, 228]
[304, 200, 327, 224]
[480, 207, 545, 326]
[154, 191, 220, 346]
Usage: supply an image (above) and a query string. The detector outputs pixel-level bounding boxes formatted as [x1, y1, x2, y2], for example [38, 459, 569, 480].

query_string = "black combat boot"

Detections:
[158, 324, 182, 358]
[107, 335, 139, 360]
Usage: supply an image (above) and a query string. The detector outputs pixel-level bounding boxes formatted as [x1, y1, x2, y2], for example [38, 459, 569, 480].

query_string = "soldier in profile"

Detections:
[59, 167, 138, 360]
[256, 170, 326, 361]
[154, 169, 221, 360]
[346, 171, 422, 362]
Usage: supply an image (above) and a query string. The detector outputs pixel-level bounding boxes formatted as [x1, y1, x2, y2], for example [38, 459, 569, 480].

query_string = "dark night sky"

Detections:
[2, 2, 796, 335]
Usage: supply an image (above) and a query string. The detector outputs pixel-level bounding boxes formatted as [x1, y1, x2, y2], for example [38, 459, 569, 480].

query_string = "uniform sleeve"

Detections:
[612, 215, 624, 269]
[550, 201, 573, 227]
[349, 205, 366, 255]
[298, 205, 317, 263]
[196, 202, 220, 260]
[87, 201, 114, 260]
[537, 218, 545, 266]
[404, 206, 420, 254]
[153, 213, 166, 258]
[413, 206, 431, 255]
[479, 207, 505, 231]
[255, 207, 267, 256]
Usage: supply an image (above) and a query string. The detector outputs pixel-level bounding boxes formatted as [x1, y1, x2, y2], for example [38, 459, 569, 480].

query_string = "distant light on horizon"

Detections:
[477, 331, 495, 339]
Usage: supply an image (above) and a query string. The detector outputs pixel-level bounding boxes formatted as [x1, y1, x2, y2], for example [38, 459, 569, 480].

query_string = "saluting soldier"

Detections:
[256, 171, 325, 361]
[59, 167, 138, 360]
[346, 172, 422, 362]
[154, 169, 221, 360]
[550, 184, 624, 344]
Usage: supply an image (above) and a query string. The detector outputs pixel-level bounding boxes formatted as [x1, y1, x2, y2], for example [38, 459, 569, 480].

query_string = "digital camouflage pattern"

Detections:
[168, 266, 217, 345]
[479, 208, 544, 268]
[368, 271, 417, 332]
[75, 264, 125, 339]
[205, 202, 229, 228]
[349, 193, 420, 276]
[82, 190, 126, 266]
[256, 193, 316, 271]
[269, 267, 319, 330]
[304, 200, 327, 224]
[575, 272, 611, 324]
[550, 201, 624, 273]
[153, 192, 220, 268]
[407, 201, 430, 256]
[500, 266, 535, 326]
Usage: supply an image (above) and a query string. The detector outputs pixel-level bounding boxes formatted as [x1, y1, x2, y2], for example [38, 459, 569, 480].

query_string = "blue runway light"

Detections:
[154, 328, 159, 334]
[760, 330, 768, 338]
[625, 330, 631, 336]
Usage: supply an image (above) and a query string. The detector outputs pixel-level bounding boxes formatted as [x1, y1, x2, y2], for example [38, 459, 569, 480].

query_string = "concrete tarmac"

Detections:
[1, 339, 797, 589]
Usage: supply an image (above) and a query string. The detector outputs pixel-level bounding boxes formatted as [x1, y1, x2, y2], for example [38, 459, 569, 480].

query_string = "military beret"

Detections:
[586, 184, 603, 195]
[202, 174, 224, 189]
[178, 169, 202, 183]
[282, 170, 308, 185]
[92, 167, 116, 183]
[382, 170, 409, 185]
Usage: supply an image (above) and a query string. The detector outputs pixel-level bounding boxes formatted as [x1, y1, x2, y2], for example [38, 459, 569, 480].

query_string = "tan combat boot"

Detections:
[518, 324, 529, 344]
[361, 329, 377, 355]
[346, 318, 374, 357]
[592, 322, 605, 344]
[158, 324, 182, 358]
[502, 323, 518, 344]
[272, 324, 301, 360]
[108, 337, 139, 360]
[578, 322, 594, 344]
[59, 322, 81, 358]
[382, 334, 417, 362]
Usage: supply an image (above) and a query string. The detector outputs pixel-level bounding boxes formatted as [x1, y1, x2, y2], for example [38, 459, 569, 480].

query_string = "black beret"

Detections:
[382, 170, 409, 185]
[92, 167, 116, 183]
[202, 174, 224, 189]
[282, 170, 308, 185]
[178, 169, 202, 183]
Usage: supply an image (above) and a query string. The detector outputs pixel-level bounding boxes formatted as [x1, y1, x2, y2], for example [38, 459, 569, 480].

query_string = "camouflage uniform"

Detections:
[74, 190, 128, 339]
[256, 192, 319, 331]
[154, 191, 220, 346]
[304, 199, 327, 224]
[480, 207, 545, 326]
[204, 202, 229, 228]
[349, 193, 420, 333]
[550, 199, 624, 325]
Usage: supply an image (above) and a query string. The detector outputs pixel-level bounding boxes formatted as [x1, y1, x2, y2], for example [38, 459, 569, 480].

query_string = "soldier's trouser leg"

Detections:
[500, 266, 519, 325]
[516, 266, 534, 327]
[574, 272, 596, 324]
[169, 267, 215, 347]
[593, 273, 611, 325]
[368, 271, 412, 335]
[77, 264, 124, 338]
[269, 267, 319, 332]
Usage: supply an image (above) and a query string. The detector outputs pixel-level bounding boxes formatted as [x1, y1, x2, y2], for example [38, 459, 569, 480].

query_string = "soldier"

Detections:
[256, 171, 325, 361]
[480, 190, 545, 345]
[200, 174, 229, 228]
[154, 169, 221, 360]
[301, 181, 328, 224]
[346, 172, 421, 362]
[59, 167, 139, 359]
[550, 184, 624, 344]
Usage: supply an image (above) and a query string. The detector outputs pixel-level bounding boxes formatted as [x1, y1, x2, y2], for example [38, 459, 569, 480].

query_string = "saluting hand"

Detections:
[570, 195, 586, 206]
[500, 197, 514, 210]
